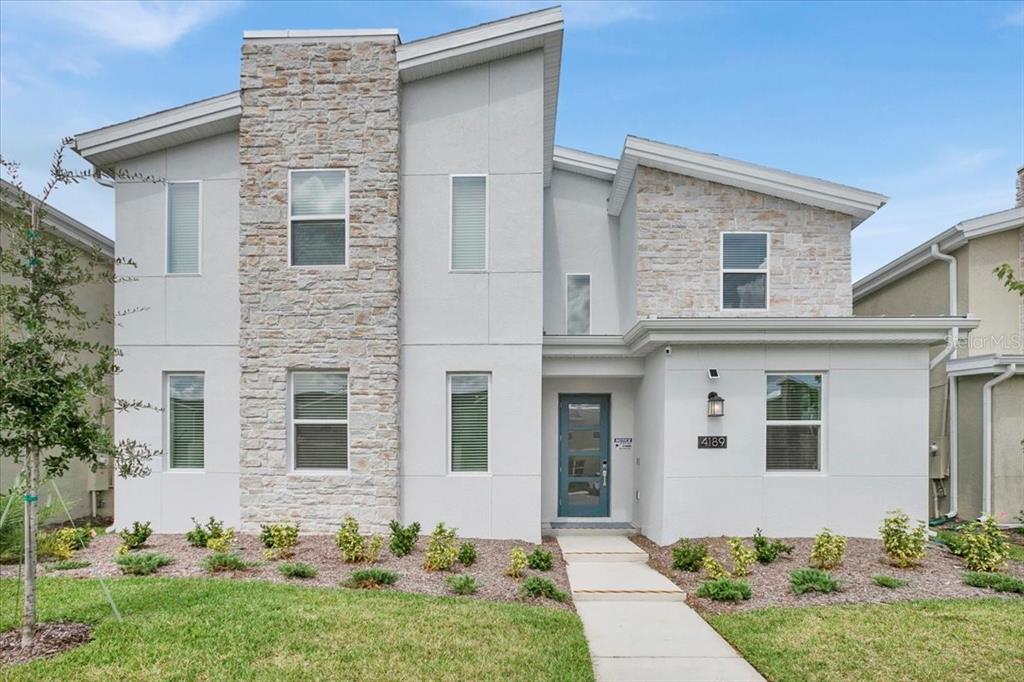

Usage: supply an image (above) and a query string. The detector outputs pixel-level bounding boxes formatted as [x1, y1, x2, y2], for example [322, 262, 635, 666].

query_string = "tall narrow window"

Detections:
[451, 176, 487, 270]
[722, 232, 768, 309]
[566, 273, 591, 335]
[449, 373, 489, 473]
[766, 374, 822, 471]
[291, 372, 348, 470]
[290, 170, 347, 266]
[167, 182, 200, 274]
[168, 374, 204, 469]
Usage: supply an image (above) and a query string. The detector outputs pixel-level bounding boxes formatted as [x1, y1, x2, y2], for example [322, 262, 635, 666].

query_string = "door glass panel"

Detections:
[567, 481, 600, 506]
[568, 456, 600, 476]
[568, 430, 600, 454]
[568, 403, 600, 426]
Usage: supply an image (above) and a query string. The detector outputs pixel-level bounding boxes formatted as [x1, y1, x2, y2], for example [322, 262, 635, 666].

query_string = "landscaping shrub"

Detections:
[206, 527, 237, 554]
[278, 562, 318, 579]
[670, 539, 708, 571]
[203, 552, 253, 573]
[259, 522, 299, 559]
[872, 574, 909, 589]
[447, 574, 478, 595]
[955, 517, 1008, 572]
[752, 528, 794, 565]
[457, 541, 477, 567]
[505, 547, 528, 579]
[701, 555, 730, 580]
[880, 509, 928, 568]
[115, 552, 174, 576]
[963, 571, 1024, 593]
[335, 515, 384, 564]
[526, 547, 553, 571]
[186, 516, 227, 548]
[50, 559, 91, 571]
[347, 568, 398, 588]
[388, 520, 421, 558]
[423, 522, 458, 571]
[520, 576, 568, 602]
[696, 578, 752, 601]
[38, 530, 75, 560]
[789, 568, 840, 594]
[728, 537, 756, 577]
[809, 529, 846, 570]
[364, 535, 384, 564]
[118, 521, 152, 551]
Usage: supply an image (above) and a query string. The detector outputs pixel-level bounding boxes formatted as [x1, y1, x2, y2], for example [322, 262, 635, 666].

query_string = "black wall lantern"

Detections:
[707, 392, 725, 417]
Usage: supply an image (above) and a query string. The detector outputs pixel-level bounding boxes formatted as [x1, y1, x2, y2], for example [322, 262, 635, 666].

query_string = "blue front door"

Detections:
[558, 394, 610, 517]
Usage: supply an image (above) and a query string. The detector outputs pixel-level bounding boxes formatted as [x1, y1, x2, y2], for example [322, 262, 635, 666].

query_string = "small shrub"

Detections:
[671, 539, 708, 571]
[49, 559, 91, 571]
[790, 568, 840, 594]
[956, 517, 1008, 572]
[448, 574, 478, 595]
[388, 520, 421, 558]
[696, 578, 752, 601]
[364, 534, 384, 564]
[810, 529, 846, 570]
[526, 547, 553, 571]
[115, 552, 174, 576]
[505, 547, 528, 579]
[38, 531, 74, 561]
[457, 541, 477, 567]
[963, 571, 1024, 593]
[701, 554, 730, 580]
[259, 522, 299, 559]
[872, 574, 909, 589]
[118, 521, 152, 551]
[520, 576, 568, 602]
[278, 562, 318, 579]
[52, 526, 95, 552]
[186, 516, 226, 548]
[202, 552, 253, 573]
[728, 537, 756, 577]
[880, 509, 928, 568]
[347, 568, 398, 588]
[423, 523, 458, 571]
[335, 515, 383, 564]
[752, 528, 794, 564]
[205, 527, 236, 554]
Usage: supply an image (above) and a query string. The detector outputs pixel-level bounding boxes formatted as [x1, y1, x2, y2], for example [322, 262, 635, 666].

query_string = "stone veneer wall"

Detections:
[238, 37, 400, 532]
[634, 166, 855, 318]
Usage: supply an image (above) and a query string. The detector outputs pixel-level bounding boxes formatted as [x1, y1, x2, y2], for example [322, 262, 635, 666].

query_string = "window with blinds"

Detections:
[766, 374, 822, 471]
[290, 170, 347, 266]
[451, 176, 487, 270]
[722, 232, 768, 309]
[449, 373, 489, 473]
[167, 182, 200, 274]
[168, 374, 204, 468]
[291, 371, 348, 470]
[566, 273, 591, 335]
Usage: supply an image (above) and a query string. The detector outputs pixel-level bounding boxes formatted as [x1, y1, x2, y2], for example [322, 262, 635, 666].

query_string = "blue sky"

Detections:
[1, 1, 1021, 278]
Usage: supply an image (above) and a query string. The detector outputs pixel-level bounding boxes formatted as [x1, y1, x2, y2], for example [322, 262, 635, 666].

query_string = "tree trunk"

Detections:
[21, 448, 38, 648]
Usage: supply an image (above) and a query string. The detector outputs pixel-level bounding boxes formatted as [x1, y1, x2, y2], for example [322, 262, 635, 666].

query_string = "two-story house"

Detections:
[71, 8, 971, 544]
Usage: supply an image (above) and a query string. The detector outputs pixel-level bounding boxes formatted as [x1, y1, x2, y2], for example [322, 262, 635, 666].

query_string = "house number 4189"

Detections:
[697, 436, 727, 449]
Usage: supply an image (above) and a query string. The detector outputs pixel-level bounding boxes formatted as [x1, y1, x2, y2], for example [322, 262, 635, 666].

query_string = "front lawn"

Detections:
[707, 598, 1024, 681]
[0, 578, 593, 681]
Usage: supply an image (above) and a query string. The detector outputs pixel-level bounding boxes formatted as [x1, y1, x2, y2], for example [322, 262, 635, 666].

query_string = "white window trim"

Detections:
[164, 371, 205, 472]
[288, 370, 350, 473]
[447, 371, 491, 476]
[165, 180, 203, 276]
[448, 174, 489, 273]
[287, 169, 350, 268]
[565, 272, 592, 335]
[764, 371, 826, 476]
[720, 231, 769, 311]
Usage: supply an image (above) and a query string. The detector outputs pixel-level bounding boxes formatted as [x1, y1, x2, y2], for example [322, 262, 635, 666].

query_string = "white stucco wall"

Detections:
[635, 350, 667, 541]
[617, 179, 638, 332]
[113, 132, 241, 532]
[399, 51, 545, 541]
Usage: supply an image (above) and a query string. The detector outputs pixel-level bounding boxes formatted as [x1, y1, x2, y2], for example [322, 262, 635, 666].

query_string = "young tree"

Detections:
[0, 141, 159, 647]
[994, 263, 1024, 297]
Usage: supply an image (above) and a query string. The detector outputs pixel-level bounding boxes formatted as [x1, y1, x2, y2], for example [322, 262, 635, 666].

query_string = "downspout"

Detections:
[928, 243, 960, 520]
[928, 244, 958, 370]
[981, 363, 1016, 518]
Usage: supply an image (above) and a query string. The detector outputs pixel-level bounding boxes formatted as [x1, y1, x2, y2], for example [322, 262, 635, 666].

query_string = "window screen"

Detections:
[292, 372, 348, 469]
[722, 233, 768, 309]
[766, 374, 822, 470]
[168, 374, 204, 468]
[167, 183, 200, 274]
[290, 170, 347, 266]
[451, 176, 486, 270]
[566, 274, 591, 335]
[449, 374, 489, 472]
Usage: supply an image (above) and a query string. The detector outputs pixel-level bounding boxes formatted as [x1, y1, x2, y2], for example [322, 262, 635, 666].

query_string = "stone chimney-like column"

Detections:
[1016, 166, 1024, 208]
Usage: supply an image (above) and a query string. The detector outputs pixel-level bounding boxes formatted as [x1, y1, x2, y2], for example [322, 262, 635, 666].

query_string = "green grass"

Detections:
[708, 599, 1024, 681]
[0, 578, 592, 681]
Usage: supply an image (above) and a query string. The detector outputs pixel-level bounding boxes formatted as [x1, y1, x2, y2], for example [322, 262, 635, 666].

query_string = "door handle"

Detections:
[601, 460, 608, 488]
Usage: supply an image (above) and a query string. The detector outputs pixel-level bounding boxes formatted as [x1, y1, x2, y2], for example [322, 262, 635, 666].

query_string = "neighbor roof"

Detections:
[0, 179, 114, 258]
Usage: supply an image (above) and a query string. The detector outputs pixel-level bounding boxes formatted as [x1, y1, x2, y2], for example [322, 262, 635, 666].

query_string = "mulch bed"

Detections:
[633, 534, 1024, 615]
[0, 622, 92, 667]
[47, 532, 574, 610]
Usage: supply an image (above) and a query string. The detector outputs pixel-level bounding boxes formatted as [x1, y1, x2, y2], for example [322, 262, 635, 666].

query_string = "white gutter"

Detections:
[981, 363, 1016, 517]
[928, 243, 958, 370]
[945, 375, 958, 518]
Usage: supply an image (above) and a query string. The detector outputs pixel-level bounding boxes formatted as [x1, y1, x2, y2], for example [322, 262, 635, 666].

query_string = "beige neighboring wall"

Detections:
[966, 228, 1024, 357]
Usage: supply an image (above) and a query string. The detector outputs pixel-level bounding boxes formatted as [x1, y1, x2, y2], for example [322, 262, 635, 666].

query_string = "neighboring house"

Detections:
[0, 179, 115, 520]
[70, 8, 970, 544]
[854, 173, 1024, 524]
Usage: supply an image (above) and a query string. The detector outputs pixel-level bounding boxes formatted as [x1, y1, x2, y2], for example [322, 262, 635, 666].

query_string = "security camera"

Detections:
[664, 346, 672, 356]
[708, 368, 720, 380]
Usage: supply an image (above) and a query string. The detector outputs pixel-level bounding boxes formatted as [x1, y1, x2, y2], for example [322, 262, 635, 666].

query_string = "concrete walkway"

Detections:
[558, 535, 764, 682]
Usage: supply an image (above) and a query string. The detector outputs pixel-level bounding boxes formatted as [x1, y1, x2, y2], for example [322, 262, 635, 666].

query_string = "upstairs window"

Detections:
[722, 232, 768, 309]
[449, 373, 489, 473]
[566, 273, 591, 335]
[291, 371, 349, 470]
[290, 170, 347, 266]
[450, 175, 487, 271]
[167, 182, 200, 274]
[168, 373, 204, 469]
[766, 374, 822, 471]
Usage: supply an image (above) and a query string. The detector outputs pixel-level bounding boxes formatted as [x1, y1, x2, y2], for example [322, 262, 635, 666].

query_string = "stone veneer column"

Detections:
[238, 35, 400, 532]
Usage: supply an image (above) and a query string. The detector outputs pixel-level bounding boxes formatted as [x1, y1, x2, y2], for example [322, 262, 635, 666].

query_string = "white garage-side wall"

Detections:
[113, 132, 241, 532]
[647, 343, 929, 545]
